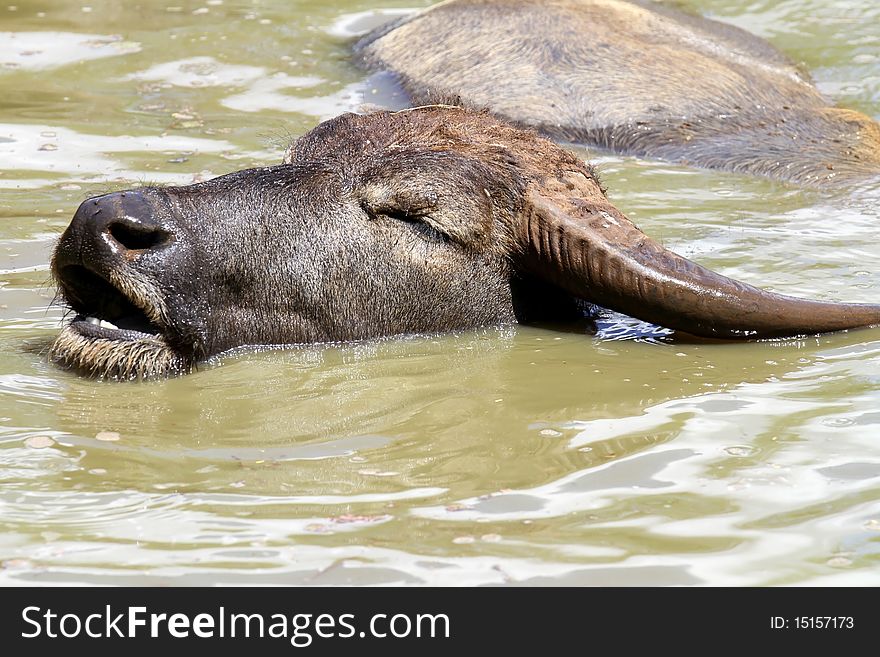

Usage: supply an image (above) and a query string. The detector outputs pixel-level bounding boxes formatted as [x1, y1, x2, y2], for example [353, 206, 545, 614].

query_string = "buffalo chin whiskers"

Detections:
[49, 326, 189, 381]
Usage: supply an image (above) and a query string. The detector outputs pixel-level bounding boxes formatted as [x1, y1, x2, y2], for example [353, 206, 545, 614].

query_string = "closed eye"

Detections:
[375, 207, 448, 242]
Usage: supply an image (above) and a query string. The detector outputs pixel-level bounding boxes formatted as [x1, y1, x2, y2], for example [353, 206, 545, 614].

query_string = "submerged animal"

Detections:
[50, 107, 880, 379]
[355, 0, 880, 185]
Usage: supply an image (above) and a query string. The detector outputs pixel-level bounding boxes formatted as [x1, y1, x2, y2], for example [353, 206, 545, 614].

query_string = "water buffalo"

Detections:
[355, 0, 880, 185]
[50, 107, 880, 379]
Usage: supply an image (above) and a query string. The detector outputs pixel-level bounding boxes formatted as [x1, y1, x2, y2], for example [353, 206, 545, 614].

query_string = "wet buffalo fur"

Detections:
[51, 107, 880, 379]
[50, 108, 595, 378]
[355, 0, 880, 185]
[50, 1, 880, 379]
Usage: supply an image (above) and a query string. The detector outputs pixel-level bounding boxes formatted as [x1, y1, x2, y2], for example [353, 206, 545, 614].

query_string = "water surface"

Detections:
[1, 0, 879, 585]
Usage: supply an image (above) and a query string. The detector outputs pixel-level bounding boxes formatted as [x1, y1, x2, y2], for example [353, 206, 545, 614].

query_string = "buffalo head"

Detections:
[50, 107, 880, 379]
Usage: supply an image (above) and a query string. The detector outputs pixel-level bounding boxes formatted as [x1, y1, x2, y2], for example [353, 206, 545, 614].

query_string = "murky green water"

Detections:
[1, 0, 879, 585]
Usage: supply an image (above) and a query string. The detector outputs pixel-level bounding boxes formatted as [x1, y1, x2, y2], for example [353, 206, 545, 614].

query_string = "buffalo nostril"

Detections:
[54, 190, 174, 278]
[107, 220, 170, 251]
[73, 190, 174, 256]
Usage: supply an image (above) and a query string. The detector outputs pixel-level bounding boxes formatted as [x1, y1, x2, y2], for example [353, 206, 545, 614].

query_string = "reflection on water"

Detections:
[0, 121, 261, 188]
[0, 0, 879, 585]
[0, 31, 140, 71]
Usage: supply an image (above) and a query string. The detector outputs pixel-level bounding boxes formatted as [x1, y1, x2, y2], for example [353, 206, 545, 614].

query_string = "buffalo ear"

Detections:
[518, 187, 880, 338]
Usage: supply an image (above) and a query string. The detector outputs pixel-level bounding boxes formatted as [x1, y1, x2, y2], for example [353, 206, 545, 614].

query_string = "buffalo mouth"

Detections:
[50, 264, 190, 380]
